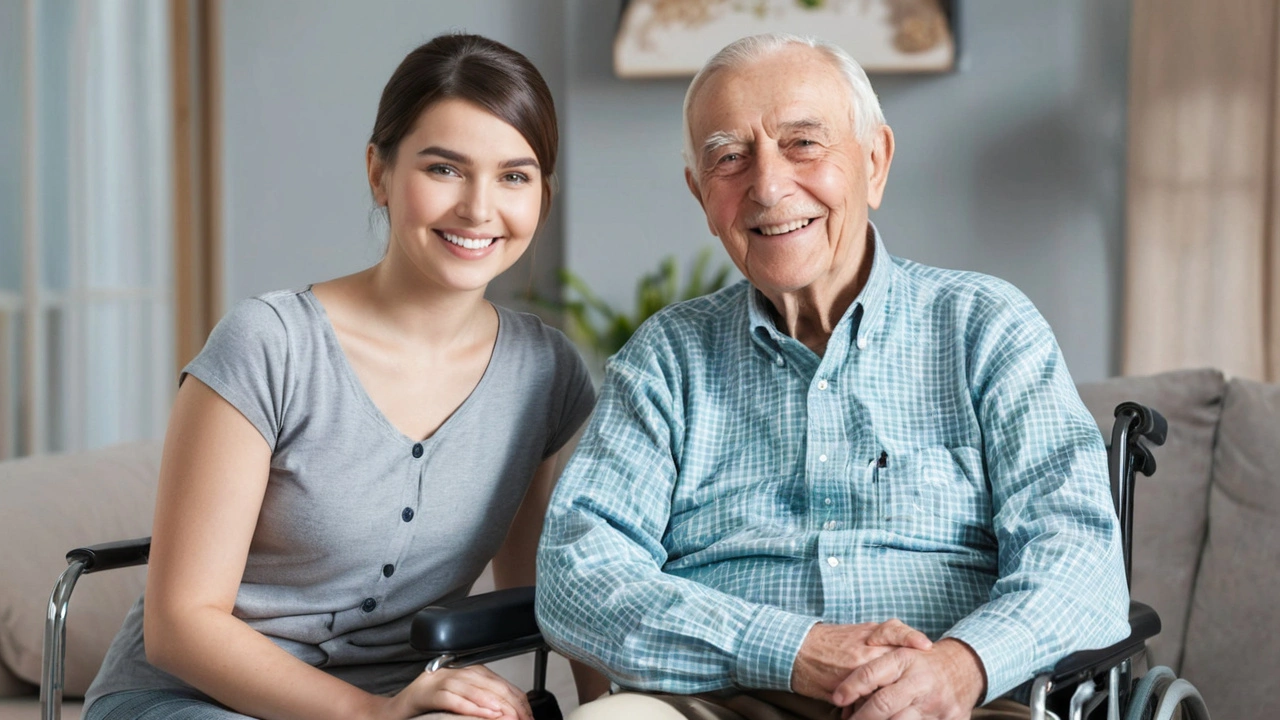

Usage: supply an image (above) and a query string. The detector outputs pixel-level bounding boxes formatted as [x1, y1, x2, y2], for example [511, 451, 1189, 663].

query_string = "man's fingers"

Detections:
[847, 682, 916, 720]
[867, 619, 932, 651]
[831, 649, 909, 707]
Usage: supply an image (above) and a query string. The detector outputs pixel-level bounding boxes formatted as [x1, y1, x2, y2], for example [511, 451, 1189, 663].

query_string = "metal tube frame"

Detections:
[41, 558, 88, 720]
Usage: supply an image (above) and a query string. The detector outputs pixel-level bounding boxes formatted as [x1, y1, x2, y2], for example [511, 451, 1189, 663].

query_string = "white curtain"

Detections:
[0, 0, 174, 459]
[1123, 0, 1280, 381]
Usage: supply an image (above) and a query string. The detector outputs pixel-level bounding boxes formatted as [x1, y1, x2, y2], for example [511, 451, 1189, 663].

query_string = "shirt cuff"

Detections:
[944, 611, 1039, 703]
[732, 605, 820, 691]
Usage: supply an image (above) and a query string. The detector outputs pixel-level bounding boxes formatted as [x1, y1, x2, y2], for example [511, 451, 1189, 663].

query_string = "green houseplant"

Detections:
[536, 248, 733, 363]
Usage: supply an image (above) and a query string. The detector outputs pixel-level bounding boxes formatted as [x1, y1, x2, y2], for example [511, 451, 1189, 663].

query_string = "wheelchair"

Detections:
[40, 402, 1209, 720]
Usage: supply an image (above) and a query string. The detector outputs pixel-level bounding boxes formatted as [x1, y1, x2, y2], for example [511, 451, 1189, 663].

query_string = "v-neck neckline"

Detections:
[303, 287, 503, 445]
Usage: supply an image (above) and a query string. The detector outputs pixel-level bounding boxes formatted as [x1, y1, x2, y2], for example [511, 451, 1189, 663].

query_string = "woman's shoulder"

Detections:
[492, 305, 590, 384]
[494, 304, 578, 356]
[212, 287, 325, 338]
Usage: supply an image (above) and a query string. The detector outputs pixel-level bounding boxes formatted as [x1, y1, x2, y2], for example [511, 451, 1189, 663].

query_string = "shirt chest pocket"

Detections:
[875, 446, 993, 542]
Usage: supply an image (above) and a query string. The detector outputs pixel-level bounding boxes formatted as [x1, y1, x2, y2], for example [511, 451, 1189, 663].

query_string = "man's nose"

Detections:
[747, 147, 795, 207]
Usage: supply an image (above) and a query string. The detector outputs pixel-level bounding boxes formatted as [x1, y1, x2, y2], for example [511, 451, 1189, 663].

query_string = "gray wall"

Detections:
[221, 0, 1131, 381]
[562, 0, 1131, 382]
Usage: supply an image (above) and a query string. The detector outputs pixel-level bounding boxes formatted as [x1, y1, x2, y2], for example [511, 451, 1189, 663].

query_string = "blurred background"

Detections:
[2, 0, 1278, 459]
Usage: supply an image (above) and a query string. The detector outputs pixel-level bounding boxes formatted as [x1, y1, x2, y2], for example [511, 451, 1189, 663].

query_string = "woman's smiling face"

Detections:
[370, 97, 544, 294]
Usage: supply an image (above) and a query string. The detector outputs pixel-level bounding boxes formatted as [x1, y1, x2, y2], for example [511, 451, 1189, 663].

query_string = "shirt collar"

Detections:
[746, 221, 896, 353]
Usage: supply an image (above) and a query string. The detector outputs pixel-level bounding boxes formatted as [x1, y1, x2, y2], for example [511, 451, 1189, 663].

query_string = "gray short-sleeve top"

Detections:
[85, 288, 595, 706]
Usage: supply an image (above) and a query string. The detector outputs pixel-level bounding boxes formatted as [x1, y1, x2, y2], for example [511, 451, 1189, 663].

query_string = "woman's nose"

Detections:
[456, 181, 493, 222]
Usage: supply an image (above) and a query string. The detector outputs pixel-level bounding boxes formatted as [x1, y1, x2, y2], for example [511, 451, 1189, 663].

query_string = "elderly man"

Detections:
[536, 33, 1129, 720]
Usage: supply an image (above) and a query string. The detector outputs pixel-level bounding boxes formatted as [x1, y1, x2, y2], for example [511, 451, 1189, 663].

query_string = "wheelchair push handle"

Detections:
[1113, 401, 1167, 448]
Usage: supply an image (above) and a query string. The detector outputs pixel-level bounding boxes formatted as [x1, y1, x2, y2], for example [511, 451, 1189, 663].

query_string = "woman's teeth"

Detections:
[442, 232, 496, 250]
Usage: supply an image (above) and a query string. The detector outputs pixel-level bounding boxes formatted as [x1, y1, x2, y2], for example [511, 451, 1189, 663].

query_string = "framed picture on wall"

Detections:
[613, 0, 959, 78]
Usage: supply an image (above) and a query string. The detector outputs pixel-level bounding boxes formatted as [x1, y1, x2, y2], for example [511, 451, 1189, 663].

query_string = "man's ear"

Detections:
[685, 167, 719, 238]
[865, 124, 895, 210]
[367, 144, 389, 207]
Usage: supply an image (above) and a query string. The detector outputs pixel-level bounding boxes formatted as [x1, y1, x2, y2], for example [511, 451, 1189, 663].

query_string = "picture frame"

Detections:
[613, 0, 960, 78]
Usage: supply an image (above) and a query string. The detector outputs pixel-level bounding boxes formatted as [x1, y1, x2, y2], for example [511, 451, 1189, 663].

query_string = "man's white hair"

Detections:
[681, 33, 885, 177]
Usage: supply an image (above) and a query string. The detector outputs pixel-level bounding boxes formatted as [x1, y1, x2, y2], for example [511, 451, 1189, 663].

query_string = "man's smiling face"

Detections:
[685, 45, 891, 307]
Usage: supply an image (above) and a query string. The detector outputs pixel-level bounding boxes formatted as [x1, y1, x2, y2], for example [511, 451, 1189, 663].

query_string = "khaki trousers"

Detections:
[568, 691, 1041, 720]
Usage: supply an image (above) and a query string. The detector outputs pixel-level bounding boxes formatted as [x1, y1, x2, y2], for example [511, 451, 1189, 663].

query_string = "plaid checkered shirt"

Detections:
[536, 227, 1130, 702]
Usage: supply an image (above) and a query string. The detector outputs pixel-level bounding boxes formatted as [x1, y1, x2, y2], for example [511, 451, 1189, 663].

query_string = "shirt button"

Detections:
[824, 520, 837, 531]
[401, 507, 414, 522]
[817, 379, 828, 390]
[412, 443, 424, 458]
[775, 355, 785, 367]
[823, 497, 833, 506]
[382, 564, 395, 578]
[361, 598, 377, 612]
[818, 454, 828, 463]
[827, 557, 840, 567]
[857, 336, 868, 350]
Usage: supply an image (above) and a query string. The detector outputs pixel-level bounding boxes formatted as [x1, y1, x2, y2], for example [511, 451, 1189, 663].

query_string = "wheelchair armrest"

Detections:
[1049, 601, 1160, 686]
[66, 536, 151, 573]
[410, 586, 544, 667]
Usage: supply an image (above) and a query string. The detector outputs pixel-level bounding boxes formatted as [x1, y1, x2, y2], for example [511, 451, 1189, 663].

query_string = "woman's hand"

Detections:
[381, 665, 533, 720]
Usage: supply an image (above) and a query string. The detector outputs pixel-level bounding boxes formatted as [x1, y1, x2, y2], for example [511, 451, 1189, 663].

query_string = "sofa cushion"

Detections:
[1075, 368, 1224, 672]
[0, 663, 31, 699]
[1180, 378, 1280, 718]
[0, 441, 161, 697]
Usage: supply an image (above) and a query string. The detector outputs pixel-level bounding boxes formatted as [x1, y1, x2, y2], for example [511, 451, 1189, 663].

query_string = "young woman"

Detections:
[83, 34, 599, 720]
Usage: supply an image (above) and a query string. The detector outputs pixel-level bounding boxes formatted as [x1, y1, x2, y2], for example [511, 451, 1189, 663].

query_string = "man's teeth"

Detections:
[757, 219, 812, 236]
[442, 232, 496, 250]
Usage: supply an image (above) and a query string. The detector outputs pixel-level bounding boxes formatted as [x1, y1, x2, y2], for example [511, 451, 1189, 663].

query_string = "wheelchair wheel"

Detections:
[1125, 666, 1176, 720]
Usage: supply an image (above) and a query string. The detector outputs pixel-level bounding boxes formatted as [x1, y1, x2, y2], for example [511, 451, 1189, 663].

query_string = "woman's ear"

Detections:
[366, 144, 389, 207]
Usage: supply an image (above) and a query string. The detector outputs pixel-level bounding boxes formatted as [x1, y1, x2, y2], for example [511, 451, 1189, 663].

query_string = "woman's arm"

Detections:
[491, 450, 612, 706]
[144, 378, 530, 720]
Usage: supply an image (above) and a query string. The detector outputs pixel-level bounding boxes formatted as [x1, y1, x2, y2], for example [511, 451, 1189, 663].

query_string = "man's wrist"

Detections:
[936, 637, 988, 707]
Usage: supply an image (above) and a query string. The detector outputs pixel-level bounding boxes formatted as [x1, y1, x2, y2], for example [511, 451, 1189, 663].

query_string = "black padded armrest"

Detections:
[67, 537, 151, 573]
[411, 586, 541, 656]
[1049, 601, 1160, 684]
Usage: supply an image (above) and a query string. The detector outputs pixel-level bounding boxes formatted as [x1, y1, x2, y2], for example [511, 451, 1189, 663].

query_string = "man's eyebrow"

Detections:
[700, 131, 747, 159]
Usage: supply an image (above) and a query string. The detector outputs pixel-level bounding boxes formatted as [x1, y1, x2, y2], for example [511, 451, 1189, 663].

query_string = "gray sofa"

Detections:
[0, 368, 1276, 719]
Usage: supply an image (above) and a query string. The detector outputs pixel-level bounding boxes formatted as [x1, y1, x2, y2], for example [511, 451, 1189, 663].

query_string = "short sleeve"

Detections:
[543, 330, 596, 459]
[181, 298, 290, 448]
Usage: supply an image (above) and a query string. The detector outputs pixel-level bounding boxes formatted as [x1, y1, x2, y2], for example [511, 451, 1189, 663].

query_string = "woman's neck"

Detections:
[357, 258, 493, 352]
